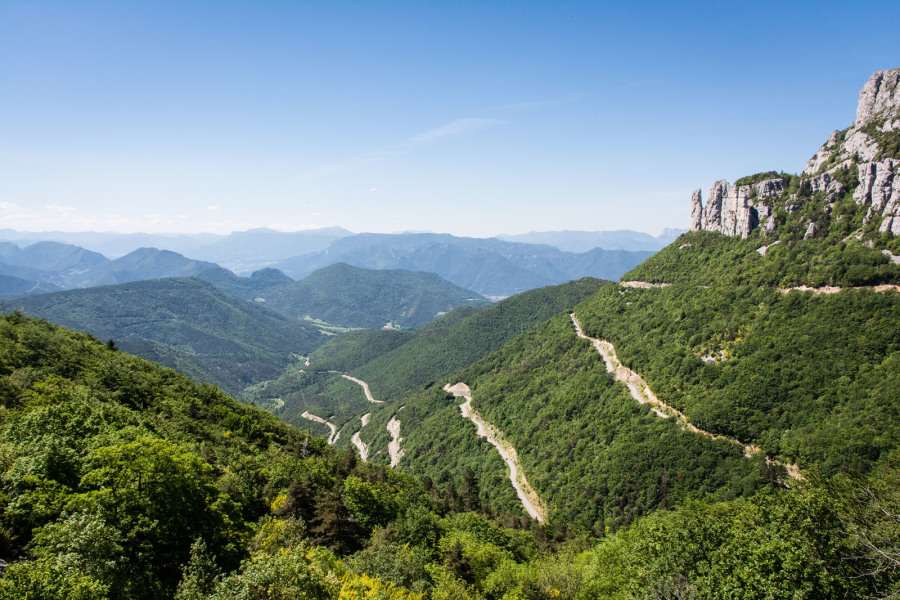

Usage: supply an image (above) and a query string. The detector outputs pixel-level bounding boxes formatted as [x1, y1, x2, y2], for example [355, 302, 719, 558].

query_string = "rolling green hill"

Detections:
[256, 262, 491, 330]
[1, 313, 897, 599]
[241, 277, 608, 425]
[10, 277, 325, 394]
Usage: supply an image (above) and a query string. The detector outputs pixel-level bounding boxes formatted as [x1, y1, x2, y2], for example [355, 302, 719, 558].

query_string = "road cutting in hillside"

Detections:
[620, 280, 900, 294]
[300, 411, 340, 445]
[570, 313, 801, 479]
[779, 284, 900, 294]
[351, 412, 371, 462]
[444, 382, 547, 522]
[387, 416, 404, 467]
[619, 281, 671, 288]
[342, 375, 384, 403]
[351, 431, 369, 461]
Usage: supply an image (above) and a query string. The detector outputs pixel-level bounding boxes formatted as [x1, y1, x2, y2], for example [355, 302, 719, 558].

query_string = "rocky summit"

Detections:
[691, 68, 900, 238]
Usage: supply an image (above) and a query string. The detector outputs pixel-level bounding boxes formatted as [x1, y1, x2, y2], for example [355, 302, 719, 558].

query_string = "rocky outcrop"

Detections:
[855, 159, 900, 234]
[691, 69, 900, 239]
[690, 178, 782, 238]
[807, 172, 845, 201]
[690, 189, 703, 231]
[802, 69, 900, 231]
[805, 69, 900, 176]
[856, 69, 900, 124]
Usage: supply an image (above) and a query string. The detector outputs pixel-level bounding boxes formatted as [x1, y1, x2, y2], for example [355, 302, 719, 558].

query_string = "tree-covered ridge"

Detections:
[11, 277, 325, 395]
[627, 230, 900, 288]
[242, 278, 608, 446]
[257, 262, 491, 330]
[575, 283, 900, 474]
[0, 312, 565, 599]
[384, 312, 773, 530]
[1, 312, 899, 598]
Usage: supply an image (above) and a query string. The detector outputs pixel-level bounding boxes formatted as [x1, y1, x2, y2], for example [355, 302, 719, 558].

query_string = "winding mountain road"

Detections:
[351, 431, 369, 461]
[570, 313, 801, 479]
[351, 413, 371, 461]
[387, 416, 404, 467]
[300, 411, 340, 445]
[342, 375, 384, 403]
[444, 383, 547, 522]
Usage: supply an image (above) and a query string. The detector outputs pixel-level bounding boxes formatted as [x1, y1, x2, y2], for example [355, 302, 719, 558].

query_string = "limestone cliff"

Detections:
[691, 179, 780, 238]
[691, 68, 900, 238]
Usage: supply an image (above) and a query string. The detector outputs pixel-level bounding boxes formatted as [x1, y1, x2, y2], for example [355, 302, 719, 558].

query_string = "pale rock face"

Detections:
[804, 69, 900, 177]
[756, 178, 784, 199]
[843, 129, 879, 162]
[807, 172, 846, 201]
[691, 68, 900, 239]
[690, 189, 703, 231]
[856, 69, 900, 124]
[694, 180, 761, 238]
[856, 159, 900, 225]
[805, 130, 843, 175]
[803, 222, 817, 240]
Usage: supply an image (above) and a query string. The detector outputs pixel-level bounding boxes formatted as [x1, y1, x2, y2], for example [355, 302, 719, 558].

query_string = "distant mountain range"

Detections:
[0, 242, 218, 297]
[0, 229, 657, 299]
[274, 232, 654, 297]
[0, 226, 663, 269]
[497, 228, 685, 253]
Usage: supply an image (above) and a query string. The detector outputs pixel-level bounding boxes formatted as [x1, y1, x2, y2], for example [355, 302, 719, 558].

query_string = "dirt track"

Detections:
[445, 383, 547, 521]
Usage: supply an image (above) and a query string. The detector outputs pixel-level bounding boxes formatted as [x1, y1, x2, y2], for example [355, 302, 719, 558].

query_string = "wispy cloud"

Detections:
[486, 93, 590, 113]
[299, 117, 504, 180]
[409, 118, 502, 143]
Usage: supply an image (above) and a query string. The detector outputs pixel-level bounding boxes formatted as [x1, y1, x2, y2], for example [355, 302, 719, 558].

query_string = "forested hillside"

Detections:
[575, 283, 900, 474]
[257, 262, 490, 330]
[12, 277, 324, 394]
[241, 278, 607, 429]
[1, 313, 897, 599]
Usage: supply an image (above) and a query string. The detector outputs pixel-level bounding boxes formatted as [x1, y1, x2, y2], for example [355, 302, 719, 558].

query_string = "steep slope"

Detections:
[242, 278, 608, 426]
[0, 312, 480, 600]
[11, 277, 325, 393]
[596, 69, 900, 474]
[648, 69, 900, 288]
[385, 312, 772, 528]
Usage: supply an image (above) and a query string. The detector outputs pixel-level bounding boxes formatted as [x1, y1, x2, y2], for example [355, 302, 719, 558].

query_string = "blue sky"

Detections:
[1, 1, 898, 237]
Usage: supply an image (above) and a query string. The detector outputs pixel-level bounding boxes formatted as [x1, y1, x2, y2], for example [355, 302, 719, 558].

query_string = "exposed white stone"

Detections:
[693, 69, 900, 238]
[806, 172, 846, 201]
[856, 69, 900, 124]
[803, 222, 817, 240]
[690, 189, 703, 232]
[755, 178, 784, 199]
